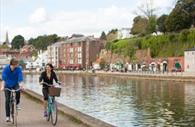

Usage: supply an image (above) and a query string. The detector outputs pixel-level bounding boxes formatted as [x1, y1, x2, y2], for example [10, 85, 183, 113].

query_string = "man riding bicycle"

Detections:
[0, 58, 24, 122]
[39, 63, 60, 117]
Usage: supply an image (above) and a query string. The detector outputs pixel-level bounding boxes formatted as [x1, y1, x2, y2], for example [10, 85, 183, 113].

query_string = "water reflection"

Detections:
[24, 74, 195, 127]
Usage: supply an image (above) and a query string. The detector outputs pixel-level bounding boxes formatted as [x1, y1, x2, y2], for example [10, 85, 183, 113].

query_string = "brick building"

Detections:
[59, 36, 103, 69]
[0, 49, 20, 58]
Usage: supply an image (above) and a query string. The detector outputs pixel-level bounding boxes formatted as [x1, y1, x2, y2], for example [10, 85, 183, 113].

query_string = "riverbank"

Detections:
[23, 70, 195, 82]
[23, 89, 115, 127]
[0, 88, 114, 127]
[0, 90, 89, 127]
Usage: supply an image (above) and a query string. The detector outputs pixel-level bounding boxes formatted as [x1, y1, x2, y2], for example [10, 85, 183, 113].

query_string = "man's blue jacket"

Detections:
[2, 65, 23, 88]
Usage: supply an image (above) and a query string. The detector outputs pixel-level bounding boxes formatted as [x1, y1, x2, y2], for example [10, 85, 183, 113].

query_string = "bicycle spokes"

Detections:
[51, 102, 57, 125]
[46, 96, 58, 125]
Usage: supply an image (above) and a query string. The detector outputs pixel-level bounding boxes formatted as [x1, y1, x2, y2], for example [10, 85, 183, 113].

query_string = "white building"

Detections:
[47, 42, 64, 68]
[34, 50, 48, 68]
[0, 55, 10, 69]
[117, 28, 131, 39]
[184, 48, 195, 72]
[26, 50, 48, 69]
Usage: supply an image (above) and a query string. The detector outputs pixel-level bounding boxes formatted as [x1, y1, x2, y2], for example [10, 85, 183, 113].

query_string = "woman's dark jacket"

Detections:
[39, 71, 58, 88]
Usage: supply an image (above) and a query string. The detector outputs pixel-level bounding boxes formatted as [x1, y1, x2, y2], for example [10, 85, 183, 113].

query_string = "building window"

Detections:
[78, 58, 82, 64]
[78, 53, 82, 58]
[70, 53, 73, 58]
[70, 59, 73, 64]
[78, 47, 82, 52]
[70, 48, 73, 52]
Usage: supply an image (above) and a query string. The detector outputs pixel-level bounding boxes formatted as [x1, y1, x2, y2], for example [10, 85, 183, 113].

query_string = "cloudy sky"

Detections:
[0, 0, 176, 42]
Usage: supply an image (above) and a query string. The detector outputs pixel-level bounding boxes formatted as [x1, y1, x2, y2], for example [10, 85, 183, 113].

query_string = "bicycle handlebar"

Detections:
[40, 82, 61, 87]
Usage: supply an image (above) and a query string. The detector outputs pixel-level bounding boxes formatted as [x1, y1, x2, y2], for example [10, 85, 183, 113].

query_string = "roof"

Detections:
[185, 48, 195, 52]
[49, 36, 98, 47]
[50, 41, 65, 47]
[65, 36, 97, 44]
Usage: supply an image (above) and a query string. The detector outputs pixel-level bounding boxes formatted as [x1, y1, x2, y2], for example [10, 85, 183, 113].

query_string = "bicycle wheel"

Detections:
[11, 102, 15, 124]
[11, 102, 17, 127]
[14, 103, 18, 127]
[46, 106, 51, 121]
[51, 101, 58, 126]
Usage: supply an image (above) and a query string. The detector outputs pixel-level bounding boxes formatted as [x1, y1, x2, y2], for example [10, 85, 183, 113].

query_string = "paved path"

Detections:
[0, 90, 88, 127]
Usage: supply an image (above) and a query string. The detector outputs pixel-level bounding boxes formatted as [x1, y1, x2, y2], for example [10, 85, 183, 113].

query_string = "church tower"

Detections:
[4, 31, 11, 48]
[5, 31, 9, 44]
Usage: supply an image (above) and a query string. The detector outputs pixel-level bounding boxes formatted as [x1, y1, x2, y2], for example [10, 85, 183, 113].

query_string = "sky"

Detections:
[0, 0, 176, 42]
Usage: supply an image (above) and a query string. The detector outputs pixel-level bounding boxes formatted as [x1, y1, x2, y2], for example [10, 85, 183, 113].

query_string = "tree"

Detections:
[99, 58, 106, 69]
[106, 29, 118, 42]
[133, 0, 157, 35]
[165, 7, 191, 31]
[146, 15, 157, 34]
[0, 43, 10, 49]
[28, 34, 60, 50]
[165, 0, 194, 32]
[100, 31, 107, 40]
[157, 14, 168, 33]
[136, 0, 156, 19]
[131, 16, 148, 36]
[11, 35, 25, 49]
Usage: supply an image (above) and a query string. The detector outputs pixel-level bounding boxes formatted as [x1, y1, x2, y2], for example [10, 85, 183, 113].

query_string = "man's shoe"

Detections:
[16, 105, 21, 110]
[6, 117, 10, 122]
[44, 111, 48, 117]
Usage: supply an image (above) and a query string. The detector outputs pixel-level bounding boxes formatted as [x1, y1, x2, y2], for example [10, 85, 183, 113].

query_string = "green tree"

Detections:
[0, 43, 10, 49]
[157, 14, 168, 33]
[11, 35, 25, 49]
[28, 34, 60, 50]
[131, 16, 148, 36]
[176, 0, 195, 26]
[146, 15, 157, 34]
[165, 0, 194, 32]
[99, 58, 106, 69]
[18, 59, 26, 69]
[106, 29, 118, 42]
[133, 0, 158, 35]
[100, 31, 107, 40]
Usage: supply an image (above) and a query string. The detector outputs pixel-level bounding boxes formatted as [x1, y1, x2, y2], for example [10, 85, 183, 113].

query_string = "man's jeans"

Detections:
[4, 85, 20, 117]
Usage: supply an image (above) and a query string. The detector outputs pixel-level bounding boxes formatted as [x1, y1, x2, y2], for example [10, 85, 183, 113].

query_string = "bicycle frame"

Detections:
[47, 95, 58, 125]
[5, 88, 20, 127]
[47, 95, 55, 114]
[41, 82, 59, 125]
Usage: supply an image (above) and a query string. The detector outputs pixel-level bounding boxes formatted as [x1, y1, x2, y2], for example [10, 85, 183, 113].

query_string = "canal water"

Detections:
[24, 74, 195, 127]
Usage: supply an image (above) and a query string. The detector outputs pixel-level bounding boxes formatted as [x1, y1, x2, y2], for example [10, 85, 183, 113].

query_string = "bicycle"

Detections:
[40, 82, 61, 126]
[4, 88, 21, 127]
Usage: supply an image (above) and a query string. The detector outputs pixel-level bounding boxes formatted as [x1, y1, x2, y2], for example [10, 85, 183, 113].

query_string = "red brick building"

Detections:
[0, 49, 20, 58]
[59, 36, 103, 69]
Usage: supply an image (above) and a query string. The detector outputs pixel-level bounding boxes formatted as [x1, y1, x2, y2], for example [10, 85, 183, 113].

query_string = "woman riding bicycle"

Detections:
[39, 63, 60, 117]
